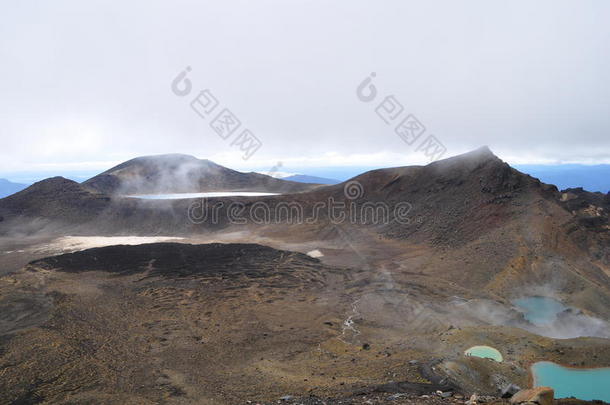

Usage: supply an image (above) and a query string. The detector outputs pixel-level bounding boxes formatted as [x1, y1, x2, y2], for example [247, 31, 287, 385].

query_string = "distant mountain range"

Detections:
[0, 178, 28, 198]
[2, 148, 608, 242]
[2, 162, 609, 197]
[514, 164, 610, 193]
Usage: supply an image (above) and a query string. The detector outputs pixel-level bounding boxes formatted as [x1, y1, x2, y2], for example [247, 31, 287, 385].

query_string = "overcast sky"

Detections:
[1, 0, 609, 176]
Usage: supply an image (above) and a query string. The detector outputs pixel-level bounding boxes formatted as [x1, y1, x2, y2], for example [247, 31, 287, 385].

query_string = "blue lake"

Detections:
[532, 361, 610, 402]
[127, 192, 278, 200]
[513, 296, 567, 325]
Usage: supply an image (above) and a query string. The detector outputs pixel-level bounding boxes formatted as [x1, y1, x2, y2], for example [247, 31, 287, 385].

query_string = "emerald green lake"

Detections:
[464, 346, 503, 362]
[532, 361, 610, 402]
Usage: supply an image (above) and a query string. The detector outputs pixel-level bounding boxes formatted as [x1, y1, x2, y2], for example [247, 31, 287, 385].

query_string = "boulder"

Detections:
[510, 387, 554, 405]
[500, 383, 522, 398]
[466, 393, 478, 405]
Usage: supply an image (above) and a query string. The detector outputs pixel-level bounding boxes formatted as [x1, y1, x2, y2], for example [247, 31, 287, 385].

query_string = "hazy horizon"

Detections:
[1, 149, 609, 194]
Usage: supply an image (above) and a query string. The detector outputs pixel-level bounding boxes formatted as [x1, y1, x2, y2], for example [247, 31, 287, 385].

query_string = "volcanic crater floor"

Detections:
[0, 240, 608, 405]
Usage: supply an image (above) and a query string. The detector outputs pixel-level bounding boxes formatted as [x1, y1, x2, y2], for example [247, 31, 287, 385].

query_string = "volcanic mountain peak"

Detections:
[100, 153, 219, 174]
[464, 145, 495, 158]
[82, 153, 318, 195]
[9, 177, 84, 196]
[0, 176, 110, 224]
[425, 145, 505, 174]
[440, 145, 495, 161]
[334, 146, 523, 200]
[0, 177, 90, 214]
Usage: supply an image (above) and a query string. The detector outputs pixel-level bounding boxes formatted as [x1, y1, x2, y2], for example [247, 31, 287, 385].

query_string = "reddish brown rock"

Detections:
[510, 387, 554, 405]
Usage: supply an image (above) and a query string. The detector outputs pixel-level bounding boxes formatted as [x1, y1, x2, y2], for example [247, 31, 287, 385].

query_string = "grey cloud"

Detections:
[1, 0, 609, 172]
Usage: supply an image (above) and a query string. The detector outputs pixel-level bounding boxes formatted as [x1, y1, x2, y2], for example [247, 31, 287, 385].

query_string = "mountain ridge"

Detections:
[82, 153, 320, 195]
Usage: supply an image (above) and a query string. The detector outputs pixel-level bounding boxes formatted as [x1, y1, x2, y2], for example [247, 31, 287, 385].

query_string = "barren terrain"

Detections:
[0, 149, 609, 404]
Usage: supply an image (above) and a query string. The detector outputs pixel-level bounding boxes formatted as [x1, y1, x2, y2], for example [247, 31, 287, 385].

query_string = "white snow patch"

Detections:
[307, 249, 324, 258]
[34, 236, 185, 254]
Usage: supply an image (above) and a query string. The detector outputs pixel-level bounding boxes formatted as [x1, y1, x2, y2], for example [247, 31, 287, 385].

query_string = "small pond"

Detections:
[464, 346, 503, 362]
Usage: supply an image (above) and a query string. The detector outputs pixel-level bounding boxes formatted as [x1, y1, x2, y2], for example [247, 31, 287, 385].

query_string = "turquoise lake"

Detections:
[532, 361, 610, 402]
[513, 296, 567, 325]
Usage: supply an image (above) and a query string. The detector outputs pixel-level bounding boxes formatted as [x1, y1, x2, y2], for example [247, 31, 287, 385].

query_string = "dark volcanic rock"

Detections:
[30, 242, 322, 279]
